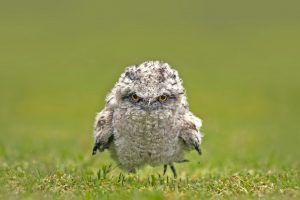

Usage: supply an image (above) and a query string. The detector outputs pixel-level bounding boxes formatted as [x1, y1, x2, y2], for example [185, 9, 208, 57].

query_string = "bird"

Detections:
[92, 61, 202, 177]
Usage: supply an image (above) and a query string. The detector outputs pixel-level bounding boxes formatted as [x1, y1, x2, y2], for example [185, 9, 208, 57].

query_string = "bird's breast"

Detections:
[112, 108, 182, 166]
[113, 108, 176, 137]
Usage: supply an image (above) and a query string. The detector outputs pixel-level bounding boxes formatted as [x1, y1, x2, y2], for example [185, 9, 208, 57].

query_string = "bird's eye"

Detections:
[158, 95, 168, 103]
[131, 93, 141, 102]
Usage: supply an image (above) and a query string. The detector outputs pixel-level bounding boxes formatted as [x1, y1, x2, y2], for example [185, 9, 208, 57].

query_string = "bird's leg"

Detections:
[163, 164, 168, 175]
[170, 163, 177, 178]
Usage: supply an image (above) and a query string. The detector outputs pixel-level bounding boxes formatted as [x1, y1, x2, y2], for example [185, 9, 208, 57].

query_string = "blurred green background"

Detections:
[0, 0, 299, 198]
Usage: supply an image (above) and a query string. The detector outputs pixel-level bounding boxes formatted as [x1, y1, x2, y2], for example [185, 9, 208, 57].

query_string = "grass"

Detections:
[0, 0, 300, 199]
[0, 161, 299, 199]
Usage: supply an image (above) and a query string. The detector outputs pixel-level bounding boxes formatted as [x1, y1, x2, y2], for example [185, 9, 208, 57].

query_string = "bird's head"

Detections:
[106, 61, 188, 113]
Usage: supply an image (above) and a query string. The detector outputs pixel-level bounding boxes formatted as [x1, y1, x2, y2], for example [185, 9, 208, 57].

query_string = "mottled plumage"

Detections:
[92, 61, 203, 177]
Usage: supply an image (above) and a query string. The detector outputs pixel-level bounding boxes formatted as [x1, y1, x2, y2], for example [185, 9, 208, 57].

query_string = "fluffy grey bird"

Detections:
[92, 61, 202, 177]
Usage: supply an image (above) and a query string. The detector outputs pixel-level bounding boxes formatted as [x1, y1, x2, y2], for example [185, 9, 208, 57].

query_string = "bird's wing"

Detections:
[179, 111, 203, 155]
[92, 107, 114, 155]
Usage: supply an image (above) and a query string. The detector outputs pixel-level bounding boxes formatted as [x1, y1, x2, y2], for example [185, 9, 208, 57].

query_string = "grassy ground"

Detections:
[0, 0, 300, 199]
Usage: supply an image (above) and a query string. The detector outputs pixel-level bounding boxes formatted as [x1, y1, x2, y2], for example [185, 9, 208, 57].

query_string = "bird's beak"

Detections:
[147, 99, 151, 107]
[141, 98, 158, 111]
